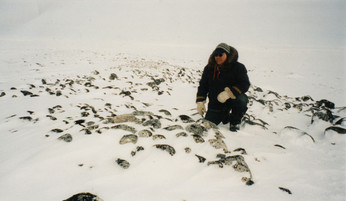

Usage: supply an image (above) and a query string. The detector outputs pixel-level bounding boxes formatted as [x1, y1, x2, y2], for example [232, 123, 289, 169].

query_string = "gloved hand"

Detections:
[197, 101, 206, 116]
[217, 87, 236, 103]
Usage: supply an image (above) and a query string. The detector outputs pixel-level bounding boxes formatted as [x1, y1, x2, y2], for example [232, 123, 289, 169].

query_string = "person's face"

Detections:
[215, 52, 227, 65]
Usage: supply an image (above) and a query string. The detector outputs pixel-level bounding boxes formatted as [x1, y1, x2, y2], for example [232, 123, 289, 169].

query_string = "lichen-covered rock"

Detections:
[192, 135, 205, 143]
[138, 129, 153, 137]
[58, 134, 73, 142]
[209, 138, 227, 150]
[131, 146, 145, 156]
[111, 124, 137, 133]
[113, 114, 140, 123]
[116, 158, 130, 169]
[176, 132, 188, 137]
[120, 134, 138, 144]
[154, 144, 176, 156]
[63, 192, 103, 201]
[163, 125, 183, 131]
[185, 123, 207, 135]
[143, 119, 161, 129]
[152, 134, 166, 140]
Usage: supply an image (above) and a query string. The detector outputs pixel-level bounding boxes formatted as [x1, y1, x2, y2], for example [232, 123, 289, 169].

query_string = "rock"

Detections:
[233, 148, 247, 155]
[143, 119, 161, 129]
[185, 123, 207, 135]
[279, 187, 292, 194]
[242, 177, 255, 186]
[195, 154, 206, 163]
[202, 120, 218, 130]
[334, 118, 345, 126]
[176, 132, 188, 137]
[159, 109, 171, 116]
[193, 135, 205, 143]
[316, 99, 335, 109]
[19, 116, 32, 121]
[0, 92, 5, 97]
[20, 90, 33, 96]
[311, 109, 335, 123]
[116, 158, 130, 169]
[154, 144, 176, 156]
[207, 160, 224, 168]
[109, 73, 118, 80]
[185, 147, 191, 153]
[152, 134, 166, 140]
[131, 146, 145, 156]
[324, 126, 346, 134]
[132, 111, 154, 116]
[209, 138, 227, 150]
[281, 126, 315, 143]
[113, 114, 140, 123]
[111, 124, 137, 133]
[274, 144, 286, 149]
[58, 134, 73, 142]
[163, 125, 184, 131]
[75, 119, 85, 126]
[63, 192, 103, 201]
[51, 128, 64, 133]
[178, 115, 194, 123]
[120, 134, 138, 144]
[138, 129, 153, 137]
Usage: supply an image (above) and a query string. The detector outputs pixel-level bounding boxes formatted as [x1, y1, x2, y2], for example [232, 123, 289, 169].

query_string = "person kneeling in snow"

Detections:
[196, 43, 250, 131]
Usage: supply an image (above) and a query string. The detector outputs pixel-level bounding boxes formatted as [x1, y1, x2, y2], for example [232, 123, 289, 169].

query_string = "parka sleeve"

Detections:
[196, 66, 209, 102]
[230, 64, 250, 97]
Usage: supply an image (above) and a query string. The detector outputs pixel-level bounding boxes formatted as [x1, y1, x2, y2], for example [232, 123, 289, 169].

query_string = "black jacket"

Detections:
[196, 45, 250, 110]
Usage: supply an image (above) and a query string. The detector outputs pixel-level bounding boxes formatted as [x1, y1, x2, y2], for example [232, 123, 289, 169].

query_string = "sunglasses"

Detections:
[214, 53, 224, 57]
[213, 49, 226, 57]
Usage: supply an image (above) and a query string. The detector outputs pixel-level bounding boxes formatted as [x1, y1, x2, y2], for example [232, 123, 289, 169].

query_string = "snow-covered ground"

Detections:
[0, 0, 345, 201]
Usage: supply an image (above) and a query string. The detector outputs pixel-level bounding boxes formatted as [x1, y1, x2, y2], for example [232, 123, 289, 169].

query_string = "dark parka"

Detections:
[196, 45, 250, 110]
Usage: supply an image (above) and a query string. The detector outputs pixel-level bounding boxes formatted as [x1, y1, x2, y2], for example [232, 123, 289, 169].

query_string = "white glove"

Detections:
[217, 87, 236, 103]
[197, 101, 206, 116]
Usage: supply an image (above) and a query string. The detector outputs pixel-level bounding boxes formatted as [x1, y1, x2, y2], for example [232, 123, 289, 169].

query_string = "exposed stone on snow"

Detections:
[58, 134, 73, 142]
[163, 125, 184, 131]
[120, 134, 138, 144]
[152, 134, 166, 140]
[116, 158, 130, 169]
[192, 135, 205, 143]
[185, 123, 207, 136]
[63, 192, 103, 201]
[178, 115, 194, 123]
[176, 132, 188, 137]
[324, 126, 346, 134]
[154, 144, 176, 156]
[195, 154, 206, 163]
[131, 146, 145, 156]
[51, 128, 64, 133]
[138, 129, 153, 137]
[159, 109, 171, 116]
[142, 119, 161, 129]
[111, 124, 137, 133]
[113, 114, 140, 123]
[279, 187, 292, 194]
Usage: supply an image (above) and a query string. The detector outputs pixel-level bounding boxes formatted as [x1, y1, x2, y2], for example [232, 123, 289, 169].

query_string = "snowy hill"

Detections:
[0, 0, 345, 201]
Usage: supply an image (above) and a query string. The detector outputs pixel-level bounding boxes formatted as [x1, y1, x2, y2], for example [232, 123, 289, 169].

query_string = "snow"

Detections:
[0, 0, 345, 201]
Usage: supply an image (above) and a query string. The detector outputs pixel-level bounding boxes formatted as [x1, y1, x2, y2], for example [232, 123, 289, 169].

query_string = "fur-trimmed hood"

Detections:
[207, 45, 239, 67]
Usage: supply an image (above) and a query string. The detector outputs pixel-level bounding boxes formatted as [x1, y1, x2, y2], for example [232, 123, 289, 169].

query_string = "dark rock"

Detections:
[334, 117, 345, 125]
[63, 192, 102, 201]
[159, 109, 171, 116]
[75, 119, 85, 126]
[81, 112, 90, 117]
[178, 115, 194, 123]
[154, 144, 176, 156]
[111, 124, 137, 133]
[120, 90, 131, 96]
[58, 134, 72, 142]
[41, 79, 47, 85]
[0, 92, 5, 97]
[51, 128, 63, 133]
[316, 99, 335, 109]
[153, 134, 166, 140]
[279, 187, 292, 194]
[19, 116, 32, 121]
[185, 147, 191, 153]
[233, 148, 247, 155]
[311, 109, 335, 123]
[195, 154, 206, 163]
[116, 158, 130, 169]
[20, 90, 33, 96]
[185, 123, 207, 135]
[324, 126, 346, 134]
[142, 119, 161, 129]
[274, 144, 286, 149]
[131, 146, 144, 156]
[176, 132, 188, 137]
[282, 126, 315, 143]
[56, 90, 62, 96]
[46, 115, 57, 120]
[301, 95, 313, 102]
[109, 73, 118, 80]
[163, 125, 183, 131]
